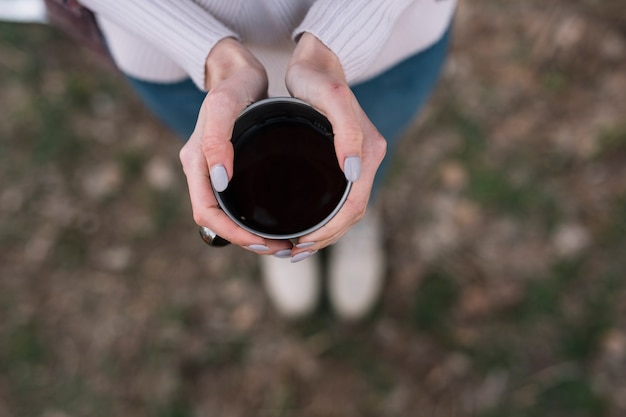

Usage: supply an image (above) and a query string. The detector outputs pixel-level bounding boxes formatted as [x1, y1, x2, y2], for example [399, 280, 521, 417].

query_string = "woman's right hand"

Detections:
[179, 38, 292, 255]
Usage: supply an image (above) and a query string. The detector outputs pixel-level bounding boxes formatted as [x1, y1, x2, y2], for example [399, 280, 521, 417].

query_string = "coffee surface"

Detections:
[220, 119, 347, 236]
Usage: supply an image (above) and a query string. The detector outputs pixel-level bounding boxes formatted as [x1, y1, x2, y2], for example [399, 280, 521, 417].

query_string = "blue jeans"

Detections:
[127, 27, 452, 195]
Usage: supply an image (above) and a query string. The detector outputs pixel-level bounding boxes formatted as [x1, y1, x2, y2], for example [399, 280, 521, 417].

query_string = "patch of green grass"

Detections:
[560, 270, 619, 362]
[53, 226, 89, 269]
[118, 148, 148, 181]
[466, 166, 556, 220]
[32, 104, 88, 169]
[561, 317, 609, 363]
[313, 330, 394, 406]
[505, 256, 617, 363]
[462, 332, 522, 374]
[47, 377, 113, 417]
[260, 383, 299, 417]
[434, 102, 488, 162]
[541, 69, 570, 93]
[64, 72, 100, 108]
[523, 278, 562, 317]
[0, 322, 115, 417]
[0, 22, 65, 48]
[181, 336, 249, 374]
[290, 310, 334, 340]
[6, 84, 88, 176]
[1, 27, 127, 180]
[595, 123, 626, 158]
[1, 320, 46, 368]
[467, 150, 561, 229]
[412, 268, 459, 336]
[466, 259, 592, 375]
[612, 193, 626, 234]
[160, 304, 200, 328]
[318, 330, 365, 360]
[152, 395, 193, 417]
[0, 22, 26, 44]
[532, 375, 608, 417]
[430, 102, 561, 228]
[481, 373, 608, 417]
[598, 193, 626, 247]
[510, 259, 584, 323]
[153, 309, 252, 377]
[1, 25, 52, 83]
[361, 357, 395, 398]
[149, 190, 184, 232]
[203, 337, 249, 366]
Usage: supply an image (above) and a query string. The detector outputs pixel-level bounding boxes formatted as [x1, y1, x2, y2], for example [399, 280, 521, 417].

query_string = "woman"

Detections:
[78, 0, 457, 320]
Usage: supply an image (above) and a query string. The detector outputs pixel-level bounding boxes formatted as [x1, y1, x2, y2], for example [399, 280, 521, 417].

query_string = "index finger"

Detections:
[180, 136, 291, 253]
[289, 70, 364, 183]
[200, 86, 246, 192]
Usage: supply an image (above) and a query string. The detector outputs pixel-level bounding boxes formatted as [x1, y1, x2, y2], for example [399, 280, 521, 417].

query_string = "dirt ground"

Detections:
[1, 1, 626, 416]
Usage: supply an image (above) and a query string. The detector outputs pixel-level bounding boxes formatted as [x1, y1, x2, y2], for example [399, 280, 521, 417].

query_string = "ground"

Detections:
[1, 0, 626, 416]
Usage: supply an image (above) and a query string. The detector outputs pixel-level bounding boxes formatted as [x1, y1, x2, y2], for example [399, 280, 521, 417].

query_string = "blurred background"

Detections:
[1, 0, 626, 416]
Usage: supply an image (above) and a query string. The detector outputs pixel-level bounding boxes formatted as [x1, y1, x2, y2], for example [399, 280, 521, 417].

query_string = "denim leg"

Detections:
[351, 27, 453, 195]
[125, 77, 206, 140]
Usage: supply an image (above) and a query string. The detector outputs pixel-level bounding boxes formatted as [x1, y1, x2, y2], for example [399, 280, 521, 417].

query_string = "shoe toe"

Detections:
[260, 255, 321, 319]
[329, 209, 385, 321]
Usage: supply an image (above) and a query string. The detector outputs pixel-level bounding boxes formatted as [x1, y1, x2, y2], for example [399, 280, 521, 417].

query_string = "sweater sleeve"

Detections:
[293, 0, 414, 84]
[79, 0, 239, 90]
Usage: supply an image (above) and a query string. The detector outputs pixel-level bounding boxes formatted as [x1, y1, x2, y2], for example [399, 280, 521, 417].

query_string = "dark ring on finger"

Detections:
[199, 226, 231, 247]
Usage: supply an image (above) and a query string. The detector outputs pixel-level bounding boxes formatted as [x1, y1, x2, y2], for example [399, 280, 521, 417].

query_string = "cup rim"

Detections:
[216, 181, 352, 240]
[213, 97, 352, 240]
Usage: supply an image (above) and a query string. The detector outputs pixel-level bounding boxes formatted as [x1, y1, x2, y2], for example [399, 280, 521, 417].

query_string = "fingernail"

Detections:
[295, 241, 316, 249]
[344, 156, 361, 182]
[291, 251, 315, 263]
[210, 164, 229, 192]
[247, 244, 270, 252]
[273, 249, 292, 258]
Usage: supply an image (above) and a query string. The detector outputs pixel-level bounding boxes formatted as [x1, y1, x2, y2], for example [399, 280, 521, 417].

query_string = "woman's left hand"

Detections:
[284, 32, 387, 256]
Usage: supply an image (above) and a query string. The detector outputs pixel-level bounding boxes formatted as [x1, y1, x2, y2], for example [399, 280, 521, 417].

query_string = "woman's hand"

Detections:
[285, 32, 387, 256]
[179, 38, 292, 255]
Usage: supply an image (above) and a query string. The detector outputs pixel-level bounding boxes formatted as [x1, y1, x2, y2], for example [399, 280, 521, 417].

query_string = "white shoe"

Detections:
[260, 254, 321, 319]
[328, 208, 385, 321]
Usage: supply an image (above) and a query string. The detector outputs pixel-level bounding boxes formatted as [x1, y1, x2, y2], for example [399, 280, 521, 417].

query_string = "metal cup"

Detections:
[212, 97, 351, 241]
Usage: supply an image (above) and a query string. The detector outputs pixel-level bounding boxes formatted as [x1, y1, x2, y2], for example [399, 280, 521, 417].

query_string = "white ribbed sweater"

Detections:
[80, 0, 457, 96]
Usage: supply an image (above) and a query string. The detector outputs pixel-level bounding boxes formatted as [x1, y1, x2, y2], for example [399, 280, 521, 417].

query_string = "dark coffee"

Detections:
[216, 98, 350, 239]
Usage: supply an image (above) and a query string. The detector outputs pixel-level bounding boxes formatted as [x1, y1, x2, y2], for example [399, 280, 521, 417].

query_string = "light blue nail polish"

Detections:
[291, 251, 314, 263]
[273, 249, 292, 258]
[248, 244, 270, 252]
[210, 164, 229, 192]
[296, 242, 316, 249]
[344, 156, 361, 182]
